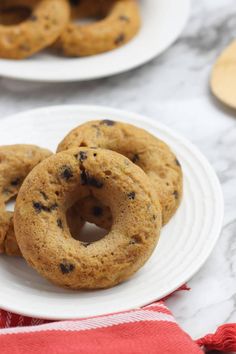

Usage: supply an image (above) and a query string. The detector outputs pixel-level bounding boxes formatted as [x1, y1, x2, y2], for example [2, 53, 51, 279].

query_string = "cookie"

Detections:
[0, 0, 70, 59]
[56, 0, 141, 57]
[0, 144, 52, 256]
[57, 120, 183, 225]
[14, 148, 161, 289]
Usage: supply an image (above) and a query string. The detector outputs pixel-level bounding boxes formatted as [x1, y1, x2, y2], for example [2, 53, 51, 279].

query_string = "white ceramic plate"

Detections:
[0, 0, 190, 82]
[0, 105, 223, 320]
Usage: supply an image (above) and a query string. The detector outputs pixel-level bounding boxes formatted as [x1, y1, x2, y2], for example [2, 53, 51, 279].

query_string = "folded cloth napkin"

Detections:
[0, 287, 235, 354]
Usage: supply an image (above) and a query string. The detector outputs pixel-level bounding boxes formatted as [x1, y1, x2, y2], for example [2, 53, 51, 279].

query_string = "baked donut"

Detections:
[14, 148, 161, 289]
[57, 120, 183, 226]
[0, 0, 70, 59]
[0, 145, 52, 256]
[56, 0, 141, 57]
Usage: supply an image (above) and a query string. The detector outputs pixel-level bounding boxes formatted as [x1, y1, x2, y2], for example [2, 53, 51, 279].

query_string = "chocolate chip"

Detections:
[80, 170, 103, 188]
[114, 33, 125, 45]
[60, 166, 73, 181]
[175, 158, 181, 167]
[75, 151, 87, 162]
[100, 120, 116, 126]
[132, 154, 139, 164]
[173, 191, 179, 199]
[40, 191, 48, 200]
[10, 178, 21, 186]
[92, 206, 103, 217]
[33, 201, 58, 213]
[153, 215, 156, 220]
[30, 15, 37, 21]
[119, 15, 130, 22]
[60, 261, 75, 274]
[128, 192, 136, 200]
[92, 178, 103, 188]
[33, 202, 42, 213]
[88, 176, 103, 188]
[57, 218, 63, 229]
[78, 151, 87, 162]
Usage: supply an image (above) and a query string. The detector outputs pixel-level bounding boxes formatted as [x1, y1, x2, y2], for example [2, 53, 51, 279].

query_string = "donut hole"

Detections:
[72, 222, 107, 243]
[70, 0, 114, 26]
[73, 15, 104, 25]
[66, 202, 108, 244]
[0, 6, 32, 26]
[71, 6, 108, 26]
[5, 196, 16, 212]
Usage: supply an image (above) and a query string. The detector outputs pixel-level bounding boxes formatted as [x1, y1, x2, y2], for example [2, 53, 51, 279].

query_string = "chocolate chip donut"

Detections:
[0, 0, 70, 59]
[14, 148, 161, 289]
[57, 120, 183, 226]
[56, 0, 141, 57]
[0, 145, 52, 256]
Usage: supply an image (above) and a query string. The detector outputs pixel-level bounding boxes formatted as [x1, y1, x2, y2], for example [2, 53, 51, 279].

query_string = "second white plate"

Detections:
[0, 105, 223, 320]
[0, 0, 190, 82]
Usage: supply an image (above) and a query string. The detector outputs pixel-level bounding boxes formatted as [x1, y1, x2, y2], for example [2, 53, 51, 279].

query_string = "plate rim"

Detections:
[0, 104, 224, 320]
[0, 0, 191, 82]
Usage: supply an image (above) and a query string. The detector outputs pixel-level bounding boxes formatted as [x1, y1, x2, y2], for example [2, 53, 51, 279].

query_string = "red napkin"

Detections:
[0, 287, 235, 354]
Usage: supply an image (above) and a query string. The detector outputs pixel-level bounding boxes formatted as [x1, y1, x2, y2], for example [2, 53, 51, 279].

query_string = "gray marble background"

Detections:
[0, 0, 236, 340]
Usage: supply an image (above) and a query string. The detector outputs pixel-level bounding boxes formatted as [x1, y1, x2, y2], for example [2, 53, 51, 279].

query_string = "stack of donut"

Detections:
[0, 120, 183, 289]
[0, 0, 141, 59]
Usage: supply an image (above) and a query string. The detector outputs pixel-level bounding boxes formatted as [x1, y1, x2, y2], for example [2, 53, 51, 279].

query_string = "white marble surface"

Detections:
[0, 0, 236, 341]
